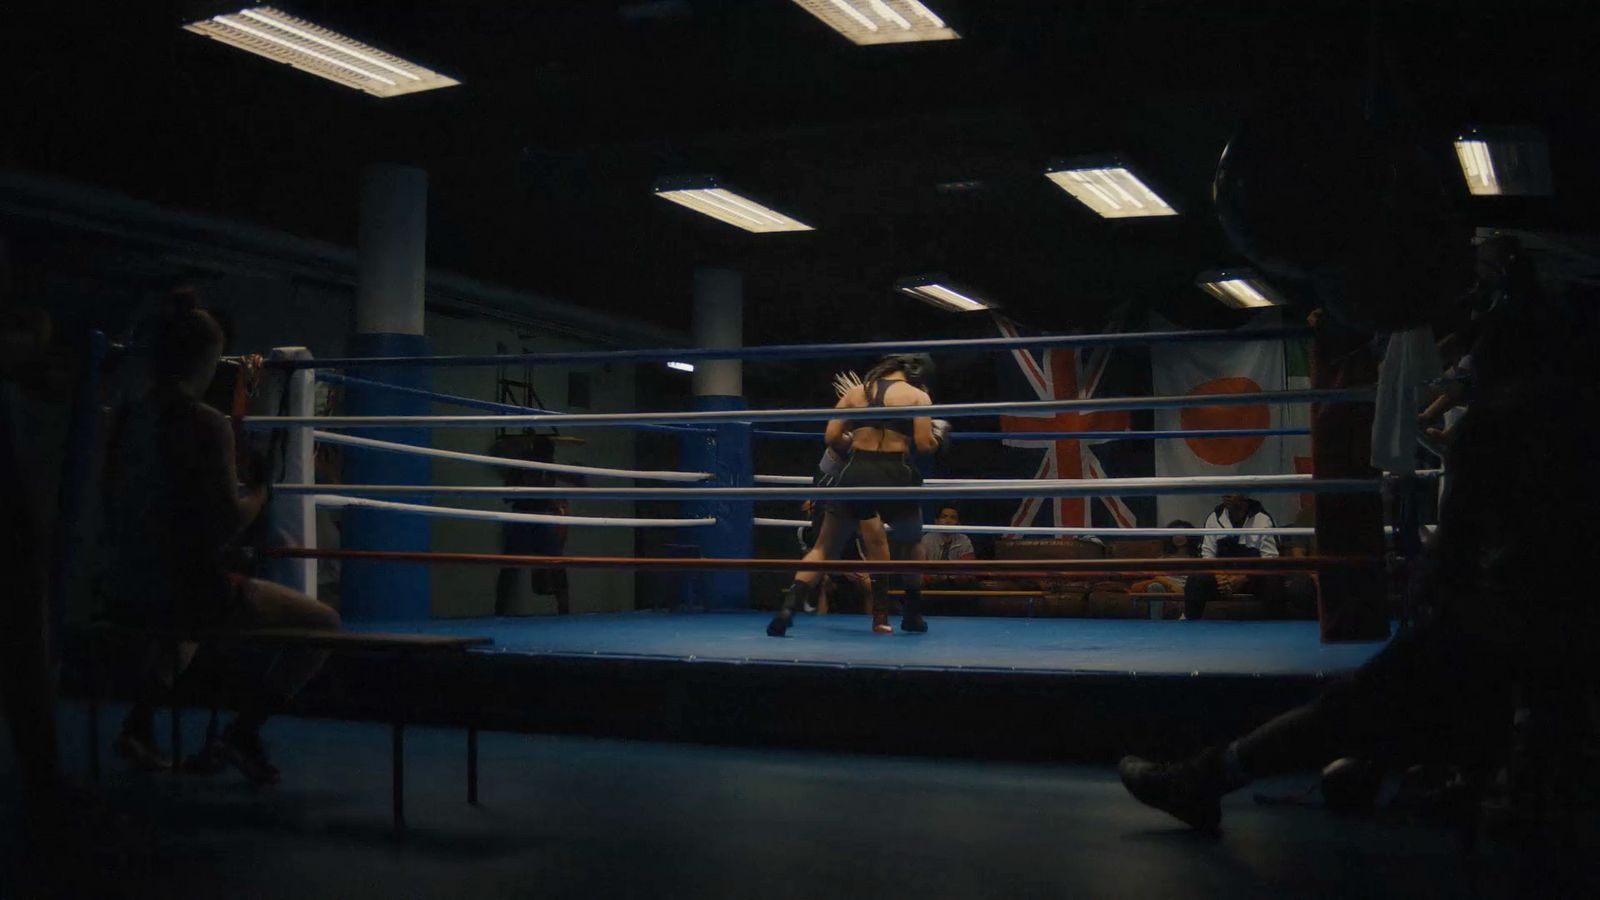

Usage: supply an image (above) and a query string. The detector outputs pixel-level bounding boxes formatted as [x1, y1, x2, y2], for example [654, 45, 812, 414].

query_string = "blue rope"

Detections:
[315, 372, 713, 436]
[268, 325, 1314, 370]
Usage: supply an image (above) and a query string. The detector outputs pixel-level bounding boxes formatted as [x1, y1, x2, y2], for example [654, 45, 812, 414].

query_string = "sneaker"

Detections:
[216, 724, 281, 786]
[901, 614, 928, 634]
[871, 610, 893, 634]
[112, 731, 170, 772]
[1117, 754, 1224, 831]
[767, 608, 794, 637]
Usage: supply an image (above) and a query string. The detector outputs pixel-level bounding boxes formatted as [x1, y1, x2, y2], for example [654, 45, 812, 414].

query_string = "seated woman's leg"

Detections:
[204, 580, 340, 784]
[238, 578, 340, 704]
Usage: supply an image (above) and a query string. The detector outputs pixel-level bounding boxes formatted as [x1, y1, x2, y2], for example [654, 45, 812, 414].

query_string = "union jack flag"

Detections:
[995, 314, 1139, 529]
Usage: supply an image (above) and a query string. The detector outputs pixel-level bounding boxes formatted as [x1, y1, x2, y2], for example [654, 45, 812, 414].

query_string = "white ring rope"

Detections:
[753, 518, 1317, 537]
[312, 494, 716, 528]
[247, 388, 1371, 430]
[754, 474, 1099, 486]
[312, 430, 712, 483]
[274, 473, 1377, 500]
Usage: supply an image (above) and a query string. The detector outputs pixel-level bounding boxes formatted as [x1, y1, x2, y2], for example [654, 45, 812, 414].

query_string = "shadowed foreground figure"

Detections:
[1119, 371, 1598, 833]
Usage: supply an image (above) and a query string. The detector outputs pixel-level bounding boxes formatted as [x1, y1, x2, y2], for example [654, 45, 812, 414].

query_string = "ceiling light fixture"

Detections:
[1045, 158, 1177, 219]
[653, 177, 813, 233]
[896, 275, 993, 313]
[183, 6, 459, 98]
[1453, 127, 1552, 197]
[790, 0, 959, 45]
[1196, 269, 1287, 310]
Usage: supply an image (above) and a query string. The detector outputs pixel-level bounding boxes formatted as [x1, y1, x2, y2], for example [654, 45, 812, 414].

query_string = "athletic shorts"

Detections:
[825, 448, 924, 541]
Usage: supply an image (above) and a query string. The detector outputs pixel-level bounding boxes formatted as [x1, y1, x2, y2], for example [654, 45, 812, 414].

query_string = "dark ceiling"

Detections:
[5, 0, 1596, 344]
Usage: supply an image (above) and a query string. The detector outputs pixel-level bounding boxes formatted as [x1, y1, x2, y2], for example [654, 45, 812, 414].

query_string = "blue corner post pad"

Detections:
[679, 395, 752, 611]
[339, 333, 433, 621]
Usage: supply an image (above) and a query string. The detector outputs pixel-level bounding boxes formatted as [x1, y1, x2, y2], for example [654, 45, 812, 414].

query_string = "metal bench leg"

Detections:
[467, 727, 478, 805]
[392, 721, 406, 830]
[87, 663, 101, 784]
[169, 638, 182, 777]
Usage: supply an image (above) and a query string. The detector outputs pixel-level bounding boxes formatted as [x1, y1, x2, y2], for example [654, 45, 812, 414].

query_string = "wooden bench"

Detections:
[80, 623, 492, 831]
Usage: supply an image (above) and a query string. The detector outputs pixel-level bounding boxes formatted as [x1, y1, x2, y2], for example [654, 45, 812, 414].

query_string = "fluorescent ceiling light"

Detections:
[184, 6, 459, 98]
[666, 361, 696, 372]
[1453, 128, 1552, 197]
[1045, 162, 1177, 219]
[896, 276, 993, 313]
[653, 178, 813, 233]
[790, 0, 959, 45]
[1196, 269, 1287, 310]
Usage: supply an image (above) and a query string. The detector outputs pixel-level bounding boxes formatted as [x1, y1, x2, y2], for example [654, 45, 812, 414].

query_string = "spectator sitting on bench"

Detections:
[920, 504, 976, 587]
[1183, 493, 1285, 620]
[1131, 520, 1199, 596]
[102, 289, 341, 784]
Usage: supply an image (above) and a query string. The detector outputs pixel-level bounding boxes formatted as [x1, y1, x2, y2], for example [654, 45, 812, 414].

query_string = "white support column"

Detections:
[356, 164, 429, 336]
[269, 347, 317, 598]
[692, 267, 743, 397]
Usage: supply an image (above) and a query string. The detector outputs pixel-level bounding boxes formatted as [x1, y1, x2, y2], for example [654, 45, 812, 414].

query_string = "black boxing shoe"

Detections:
[1118, 750, 1226, 832]
[767, 582, 810, 637]
[901, 613, 928, 633]
[767, 608, 794, 637]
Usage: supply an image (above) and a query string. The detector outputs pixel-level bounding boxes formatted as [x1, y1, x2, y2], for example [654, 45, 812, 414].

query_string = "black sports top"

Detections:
[845, 379, 907, 436]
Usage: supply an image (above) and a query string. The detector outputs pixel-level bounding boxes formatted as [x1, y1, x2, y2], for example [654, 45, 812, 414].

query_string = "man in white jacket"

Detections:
[1184, 493, 1285, 620]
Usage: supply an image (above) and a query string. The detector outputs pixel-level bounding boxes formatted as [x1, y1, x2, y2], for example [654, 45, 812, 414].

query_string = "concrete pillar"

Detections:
[341, 164, 433, 621]
[680, 268, 752, 611]
[692, 267, 743, 398]
[356, 165, 428, 335]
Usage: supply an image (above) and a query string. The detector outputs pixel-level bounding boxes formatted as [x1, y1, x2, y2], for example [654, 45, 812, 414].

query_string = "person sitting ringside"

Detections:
[1131, 520, 1200, 597]
[1183, 494, 1285, 620]
[102, 290, 340, 784]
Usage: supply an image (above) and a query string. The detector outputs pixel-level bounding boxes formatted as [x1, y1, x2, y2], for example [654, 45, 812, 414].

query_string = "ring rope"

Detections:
[271, 474, 1377, 501]
[313, 494, 714, 528]
[266, 547, 1374, 576]
[313, 430, 713, 483]
[248, 388, 1372, 430]
[314, 372, 712, 436]
[262, 325, 1313, 370]
[754, 426, 1313, 442]
[752, 517, 1317, 537]
[752, 474, 1085, 485]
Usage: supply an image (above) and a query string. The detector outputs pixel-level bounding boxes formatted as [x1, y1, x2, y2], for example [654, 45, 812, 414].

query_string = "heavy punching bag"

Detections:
[1213, 99, 1471, 332]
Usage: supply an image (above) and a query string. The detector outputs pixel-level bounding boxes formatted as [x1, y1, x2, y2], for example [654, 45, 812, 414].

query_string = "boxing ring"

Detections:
[217, 327, 1400, 759]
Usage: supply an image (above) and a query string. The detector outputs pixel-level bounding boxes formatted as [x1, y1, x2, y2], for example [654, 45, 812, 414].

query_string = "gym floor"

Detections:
[5, 704, 1587, 899]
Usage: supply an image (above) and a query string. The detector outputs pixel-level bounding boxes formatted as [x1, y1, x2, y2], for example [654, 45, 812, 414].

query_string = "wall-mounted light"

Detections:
[1453, 127, 1553, 197]
[653, 177, 813, 233]
[896, 275, 994, 313]
[666, 361, 696, 373]
[1196, 269, 1288, 310]
[183, 6, 459, 98]
[1045, 157, 1177, 219]
[790, 1, 958, 45]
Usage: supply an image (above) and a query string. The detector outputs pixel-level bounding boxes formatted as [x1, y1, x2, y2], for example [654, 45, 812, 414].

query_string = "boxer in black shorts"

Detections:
[768, 353, 949, 636]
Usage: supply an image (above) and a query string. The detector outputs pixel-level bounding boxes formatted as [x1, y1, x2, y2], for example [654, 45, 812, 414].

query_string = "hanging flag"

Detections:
[994, 313, 1139, 530]
[1150, 312, 1298, 528]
